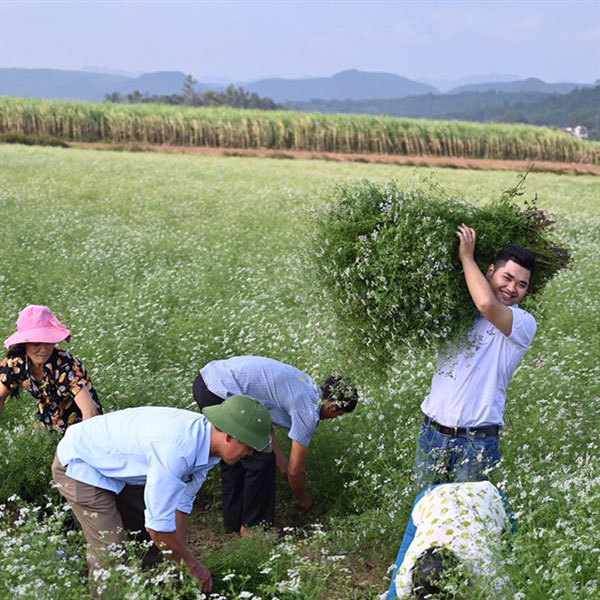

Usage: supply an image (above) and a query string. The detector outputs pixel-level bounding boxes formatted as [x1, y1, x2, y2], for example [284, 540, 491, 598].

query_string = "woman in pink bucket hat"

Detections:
[1, 305, 103, 433]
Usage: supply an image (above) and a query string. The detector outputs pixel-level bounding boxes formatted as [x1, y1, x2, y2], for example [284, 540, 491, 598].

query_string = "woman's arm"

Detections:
[385, 487, 433, 599]
[73, 386, 100, 420]
[0, 354, 22, 418]
[0, 382, 9, 417]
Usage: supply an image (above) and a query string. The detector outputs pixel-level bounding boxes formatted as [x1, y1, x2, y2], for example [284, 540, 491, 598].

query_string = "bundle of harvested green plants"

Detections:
[312, 170, 570, 368]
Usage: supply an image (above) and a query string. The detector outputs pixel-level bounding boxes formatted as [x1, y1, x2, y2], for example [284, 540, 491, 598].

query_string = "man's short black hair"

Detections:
[494, 244, 536, 275]
[321, 376, 358, 413]
[412, 547, 461, 599]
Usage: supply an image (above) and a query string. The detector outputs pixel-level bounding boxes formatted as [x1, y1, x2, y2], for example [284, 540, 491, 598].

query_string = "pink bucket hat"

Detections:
[4, 305, 71, 349]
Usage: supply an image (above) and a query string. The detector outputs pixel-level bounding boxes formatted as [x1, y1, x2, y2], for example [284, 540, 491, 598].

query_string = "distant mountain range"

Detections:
[0, 67, 591, 103]
[418, 73, 521, 93]
[0, 69, 209, 102]
[241, 69, 437, 101]
[448, 77, 585, 95]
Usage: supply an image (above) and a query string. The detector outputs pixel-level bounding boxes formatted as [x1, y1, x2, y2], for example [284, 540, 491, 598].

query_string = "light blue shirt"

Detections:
[56, 407, 220, 532]
[201, 356, 321, 447]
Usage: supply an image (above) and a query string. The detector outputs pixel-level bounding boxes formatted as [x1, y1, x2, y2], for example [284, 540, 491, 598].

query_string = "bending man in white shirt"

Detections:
[52, 395, 272, 594]
[414, 225, 537, 488]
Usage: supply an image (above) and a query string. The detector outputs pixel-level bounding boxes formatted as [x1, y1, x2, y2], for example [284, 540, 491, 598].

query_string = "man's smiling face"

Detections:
[486, 259, 531, 306]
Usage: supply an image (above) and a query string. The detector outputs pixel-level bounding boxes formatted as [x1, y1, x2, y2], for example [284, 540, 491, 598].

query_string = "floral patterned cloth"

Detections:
[395, 481, 509, 597]
[0, 348, 102, 433]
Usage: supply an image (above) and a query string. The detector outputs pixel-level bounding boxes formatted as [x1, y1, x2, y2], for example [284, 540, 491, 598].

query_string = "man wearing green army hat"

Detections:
[52, 395, 271, 594]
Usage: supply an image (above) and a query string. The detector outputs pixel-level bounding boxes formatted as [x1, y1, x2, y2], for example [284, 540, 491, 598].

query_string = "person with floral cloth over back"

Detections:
[385, 481, 515, 599]
[0, 305, 102, 433]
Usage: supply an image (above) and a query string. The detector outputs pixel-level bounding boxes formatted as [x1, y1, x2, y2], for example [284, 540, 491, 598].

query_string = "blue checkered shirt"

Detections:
[200, 356, 322, 447]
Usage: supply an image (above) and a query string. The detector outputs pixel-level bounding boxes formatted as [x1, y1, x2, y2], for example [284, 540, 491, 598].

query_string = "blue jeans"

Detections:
[413, 421, 501, 491]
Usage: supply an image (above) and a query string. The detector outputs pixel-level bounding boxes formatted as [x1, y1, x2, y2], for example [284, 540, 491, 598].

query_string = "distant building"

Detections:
[558, 125, 588, 139]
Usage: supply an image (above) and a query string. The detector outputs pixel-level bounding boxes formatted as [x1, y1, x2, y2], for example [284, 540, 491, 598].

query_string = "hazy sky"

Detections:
[1, 1, 598, 83]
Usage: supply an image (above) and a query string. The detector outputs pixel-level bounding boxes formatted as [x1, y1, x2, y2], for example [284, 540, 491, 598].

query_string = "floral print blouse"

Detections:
[0, 348, 103, 433]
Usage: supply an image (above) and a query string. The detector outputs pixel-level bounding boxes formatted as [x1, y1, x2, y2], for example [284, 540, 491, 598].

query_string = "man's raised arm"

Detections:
[457, 224, 514, 337]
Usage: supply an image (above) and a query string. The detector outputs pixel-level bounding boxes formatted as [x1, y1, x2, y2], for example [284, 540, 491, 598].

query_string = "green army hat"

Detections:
[203, 395, 272, 452]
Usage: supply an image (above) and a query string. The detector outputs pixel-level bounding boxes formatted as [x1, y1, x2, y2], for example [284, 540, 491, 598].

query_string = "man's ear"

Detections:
[323, 402, 344, 419]
[486, 264, 495, 279]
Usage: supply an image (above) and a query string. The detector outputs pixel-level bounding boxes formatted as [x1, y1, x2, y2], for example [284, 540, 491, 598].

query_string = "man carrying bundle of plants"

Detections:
[414, 224, 537, 488]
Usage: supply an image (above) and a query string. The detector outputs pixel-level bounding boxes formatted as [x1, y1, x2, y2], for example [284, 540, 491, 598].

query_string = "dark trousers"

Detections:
[193, 371, 276, 532]
[192, 371, 225, 408]
[115, 486, 164, 565]
[221, 451, 276, 532]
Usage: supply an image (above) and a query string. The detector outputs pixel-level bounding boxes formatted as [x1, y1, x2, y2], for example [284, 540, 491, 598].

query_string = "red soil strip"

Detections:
[70, 142, 600, 176]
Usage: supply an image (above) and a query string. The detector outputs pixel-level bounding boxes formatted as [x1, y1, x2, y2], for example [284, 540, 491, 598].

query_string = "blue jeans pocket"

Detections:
[414, 423, 456, 487]
[469, 436, 501, 465]
[454, 435, 501, 482]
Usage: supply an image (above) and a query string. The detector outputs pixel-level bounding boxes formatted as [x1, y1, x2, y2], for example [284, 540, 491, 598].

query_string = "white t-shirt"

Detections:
[421, 305, 537, 427]
[395, 482, 509, 598]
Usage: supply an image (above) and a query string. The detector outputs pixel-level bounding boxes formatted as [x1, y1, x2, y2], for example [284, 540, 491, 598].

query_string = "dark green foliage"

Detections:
[288, 85, 600, 140]
[104, 83, 282, 110]
[0, 426, 59, 503]
[0, 132, 69, 147]
[312, 176, 570, 364]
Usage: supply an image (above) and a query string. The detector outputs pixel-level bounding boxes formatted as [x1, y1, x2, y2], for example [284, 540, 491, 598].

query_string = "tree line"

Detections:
[286, 84, 600, 140]
[104, 75, 281, 110]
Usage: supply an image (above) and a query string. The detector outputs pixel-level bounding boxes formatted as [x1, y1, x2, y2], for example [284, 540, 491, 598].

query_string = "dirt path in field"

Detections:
[70, 141, 600, 176]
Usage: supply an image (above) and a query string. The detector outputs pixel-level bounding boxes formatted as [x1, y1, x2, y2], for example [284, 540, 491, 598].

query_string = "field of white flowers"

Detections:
[0, 144, 598, 599]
